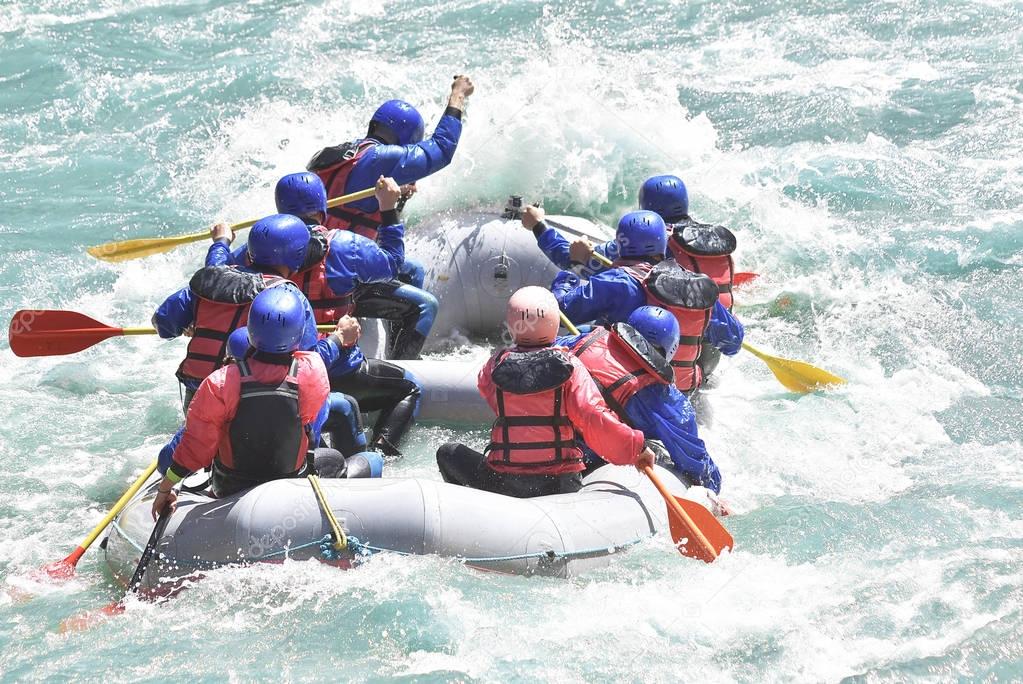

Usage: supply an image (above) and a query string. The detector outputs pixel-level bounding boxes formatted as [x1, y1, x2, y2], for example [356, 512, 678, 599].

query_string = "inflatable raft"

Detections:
[103, 464, 686, 590]
[409, 208, 611, 343]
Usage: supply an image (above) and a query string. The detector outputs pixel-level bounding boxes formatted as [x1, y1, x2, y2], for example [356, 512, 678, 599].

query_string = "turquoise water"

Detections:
[2, 1, 1022, 681]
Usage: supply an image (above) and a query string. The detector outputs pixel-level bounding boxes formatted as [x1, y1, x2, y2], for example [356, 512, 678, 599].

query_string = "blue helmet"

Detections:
[639, 175, 689, 222]
[615, 210, 667, 259]
[370, 99, 425, 146]
[227, 326, 251, 360]
[247, 286, 306, 354]
[627, 306, 680, 360]
[275, 172, 327, 218]
[247, 214, 309, 272]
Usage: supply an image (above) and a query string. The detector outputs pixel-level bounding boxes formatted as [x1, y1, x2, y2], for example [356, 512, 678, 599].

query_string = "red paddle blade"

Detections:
[39, 559, 76, 581]
[733, 272, 759, 287]
[666, 498, 734, 562]
[58, 601, 125, 634]
[8, 310, 122, 358]
[36, 546, 86, 581]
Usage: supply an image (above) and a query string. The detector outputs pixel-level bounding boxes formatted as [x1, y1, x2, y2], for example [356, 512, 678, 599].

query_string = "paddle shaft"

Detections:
[741, 342, 769, 361]
[68, 324, 335, 337]
[9, 307, 338, 358]
[68, 461, 158, 566]
[163, 188, 377, 244]
[87, 186, 376, 262]
[643, 466, 718, 561]
[558, 312, 580, 335]
[127, 510, 171, 593]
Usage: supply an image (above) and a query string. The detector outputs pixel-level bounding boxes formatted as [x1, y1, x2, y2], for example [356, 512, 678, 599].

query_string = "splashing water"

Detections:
[1, 0, 1021, 680]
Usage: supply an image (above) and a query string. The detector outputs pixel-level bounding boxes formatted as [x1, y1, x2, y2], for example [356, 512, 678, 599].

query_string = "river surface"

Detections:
[1, 1, 1021, 681]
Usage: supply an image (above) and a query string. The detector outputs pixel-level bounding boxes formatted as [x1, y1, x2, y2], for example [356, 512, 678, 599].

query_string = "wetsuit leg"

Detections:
[353, 279, 438, 360]
[436, 443, 583, 498]
[321, 392, 368, 457]
[180, 384, 197, 416]
[345, 452, 385, 478]
[310, 447, 348, 479]
[436, 442, 490, 487]
[697, 343, 721, 381]
[330, 359, 421, 456]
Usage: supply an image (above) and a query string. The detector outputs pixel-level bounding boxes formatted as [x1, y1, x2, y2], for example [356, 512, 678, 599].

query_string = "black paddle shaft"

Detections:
[127, 510, 171, 594]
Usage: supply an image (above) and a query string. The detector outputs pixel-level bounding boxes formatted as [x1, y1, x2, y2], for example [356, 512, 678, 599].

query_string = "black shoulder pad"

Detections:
[646, 260, 719, 310]
[306, 141, 360, 172]
[491, 348, 574, 394]
[611, 323, 673, 384]
[300, 230, 328, 270]
[189, 266, 266, 304]
[671, 219, 736, 256]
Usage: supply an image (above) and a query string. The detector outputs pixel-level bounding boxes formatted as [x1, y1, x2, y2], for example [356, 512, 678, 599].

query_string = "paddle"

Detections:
[58, 509, 171, 633]
[8, 310, 335, 358]
[742, 342, 846, 393]
[643, 466, 733, 562]
[39, 460, 158, 581]
[574, 255, 840, 393]
[732, 271, 758, 287]
[557, 310, 733, 561]
[86, 187, 376, 263]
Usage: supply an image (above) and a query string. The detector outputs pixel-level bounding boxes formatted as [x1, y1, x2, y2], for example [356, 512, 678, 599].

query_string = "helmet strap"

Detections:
[366, 122, 398, 145]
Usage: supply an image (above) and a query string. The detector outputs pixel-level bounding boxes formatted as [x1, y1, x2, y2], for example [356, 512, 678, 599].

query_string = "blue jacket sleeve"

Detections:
[344, 113, 463, 214]
[205, 240, 234, 267]
[157, 427, 185, 475]
[227, 243, 249, 267]
[374, 210, 405, 271]
[704, 302, 744, 355]
[298, 294, 320, 352]
[317, 334, 365, 379]
[536, 226, 573, 270]
[624, 385, 721, 493]
[324, 231, 402, 295]
[553, 333, 586, 348]
[553, 269, 646, 326]
[535, 225, 617, 277]
[152, 287, 195, 338]
[309, 398, 329, 446]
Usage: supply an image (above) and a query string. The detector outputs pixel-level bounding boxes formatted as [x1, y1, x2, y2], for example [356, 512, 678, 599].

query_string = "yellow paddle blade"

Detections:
[742, 342, 846, 393]
[87, 187, 376, 263]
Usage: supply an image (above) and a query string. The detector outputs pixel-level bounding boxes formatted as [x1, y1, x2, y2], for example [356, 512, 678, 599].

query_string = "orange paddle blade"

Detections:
[733, 271, 759, 287]
[666, 497, 734, 561]
[8, 310, 130, 357]
[643, 467, 733, 562]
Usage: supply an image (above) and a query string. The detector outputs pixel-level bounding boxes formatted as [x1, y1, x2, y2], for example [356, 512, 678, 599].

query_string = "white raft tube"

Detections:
[104, 464, 686, 589]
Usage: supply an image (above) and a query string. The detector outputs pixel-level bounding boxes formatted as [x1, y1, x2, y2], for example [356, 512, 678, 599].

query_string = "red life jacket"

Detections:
[211, 357, 307, 497]
[570, 323, 673, 419]
[288, 226, 355, 325]
[619, 260, 719, 393]
[307, 140, 383, 240]
[484, 348, 584, 475]
[176, 267, 285, 384]
[667, 220, 738, 311]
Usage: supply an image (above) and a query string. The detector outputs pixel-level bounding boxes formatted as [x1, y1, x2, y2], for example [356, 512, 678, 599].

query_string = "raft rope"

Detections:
[307, 473, 348, 553]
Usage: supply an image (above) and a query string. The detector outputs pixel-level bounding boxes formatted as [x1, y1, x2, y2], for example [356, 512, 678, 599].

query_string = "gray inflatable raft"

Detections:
[356, 211, 610, 359]
[103, 464, 685, 590]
